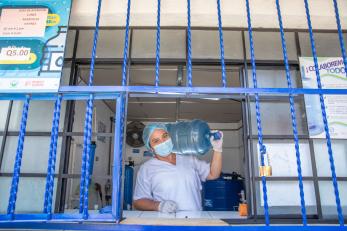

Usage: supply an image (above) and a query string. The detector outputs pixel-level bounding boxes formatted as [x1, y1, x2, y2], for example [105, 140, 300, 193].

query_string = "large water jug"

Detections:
[166, 119, 220, 156]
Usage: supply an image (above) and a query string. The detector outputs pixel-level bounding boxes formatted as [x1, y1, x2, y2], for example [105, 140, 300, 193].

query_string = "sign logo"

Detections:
[10, 80, 19, 88]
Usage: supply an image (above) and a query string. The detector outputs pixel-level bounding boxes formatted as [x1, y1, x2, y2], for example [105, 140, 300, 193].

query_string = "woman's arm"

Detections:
[133, 198, 160, 211]
[207, 150, 222, 180]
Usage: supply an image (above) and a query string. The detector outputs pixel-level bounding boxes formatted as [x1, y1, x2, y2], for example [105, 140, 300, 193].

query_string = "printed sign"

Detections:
[300, 57, 347, 139]
[0, 8, 48, 37]
[0, 0, 72, 93]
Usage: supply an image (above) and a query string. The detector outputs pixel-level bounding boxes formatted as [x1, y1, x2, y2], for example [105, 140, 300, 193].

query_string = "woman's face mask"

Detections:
[153, 138, 173, 157]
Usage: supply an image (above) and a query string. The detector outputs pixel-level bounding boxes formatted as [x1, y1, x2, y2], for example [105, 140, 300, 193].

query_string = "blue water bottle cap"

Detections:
[210, 131, 222, 140]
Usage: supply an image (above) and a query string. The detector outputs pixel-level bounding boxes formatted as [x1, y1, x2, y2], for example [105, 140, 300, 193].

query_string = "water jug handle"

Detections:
[210, 131, 222, 140]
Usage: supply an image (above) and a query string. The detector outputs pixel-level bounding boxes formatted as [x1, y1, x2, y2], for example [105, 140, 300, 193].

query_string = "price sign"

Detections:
[0, 47, 31, 61]
[0, 0, 72, 93]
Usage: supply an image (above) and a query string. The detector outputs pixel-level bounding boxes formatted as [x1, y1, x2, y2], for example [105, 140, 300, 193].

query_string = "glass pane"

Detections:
[72, 100, 86, 133]
[1, 137, 62, 174]
[189, 66, 241, 87]
[78, 65, 123, 86]
[127, 98, 242, 123]
[256, 181, 317, 215]
[252, 139, 313, 176]
[67, 136, 112, 179]
[314, 140, 347, 177]
[65, 178, 81, 210]
[77, 30, 125, 58]
[131, 29, 185, 59]
[299, 33, 347, 57]
[180, 99, 242, 123]
[129, 65, 178, 86]
[64, 178, 105, 211]
[0, 101, 10, 131]
[319, 181, 347, 218]
[247, 69, 300, 88]
[245, 31, 297, 61]
[127, 98, 177, 122]
[250, 99, 308, 135]
[72, 100, 114, 133]
[61, 63, 72, 86]
[65, 29, 76, 59]
[192, 30, 243, 60]
[0, 177, 57, 213]
[9, 101, 66, 132]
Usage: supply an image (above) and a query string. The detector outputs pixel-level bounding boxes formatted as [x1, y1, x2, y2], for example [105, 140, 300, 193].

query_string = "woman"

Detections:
[133, 123, 223, 213]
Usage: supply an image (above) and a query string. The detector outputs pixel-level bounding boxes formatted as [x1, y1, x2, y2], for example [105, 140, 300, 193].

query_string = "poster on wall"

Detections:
[299, 57, 347, 139]
[0, 0, 72, 92]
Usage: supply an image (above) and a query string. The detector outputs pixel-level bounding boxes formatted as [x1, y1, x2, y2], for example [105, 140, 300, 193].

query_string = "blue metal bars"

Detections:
[186, 0, 192, 87]
[121, 0, 131, 87]
[155, 0, 161, 87]
[303, 0, 344, 226]
[79, 0, 103, 219]
[7, 95, 30, 220]
[217, 0, 227, 87]
[245, 0, 270, 226]
[43, 94, 63, 219]
[275, 0, 307, 225]
[112, 0, 132, 223]
[112, 96, 125, 223]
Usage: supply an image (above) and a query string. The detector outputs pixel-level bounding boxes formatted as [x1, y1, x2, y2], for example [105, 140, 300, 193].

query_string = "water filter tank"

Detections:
[88, 141, 96, 177]
[166, 119, 220, 156]
[123, 163, 134, 210]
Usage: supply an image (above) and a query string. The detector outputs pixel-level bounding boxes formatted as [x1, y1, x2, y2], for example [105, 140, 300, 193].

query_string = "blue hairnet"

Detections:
[142, 123, 168, 150]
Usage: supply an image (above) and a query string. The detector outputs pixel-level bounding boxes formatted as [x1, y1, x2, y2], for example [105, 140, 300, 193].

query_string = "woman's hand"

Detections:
[207, 130, 223, 180]
[158, 200, 177, 213]
[210, 130, 223, 153]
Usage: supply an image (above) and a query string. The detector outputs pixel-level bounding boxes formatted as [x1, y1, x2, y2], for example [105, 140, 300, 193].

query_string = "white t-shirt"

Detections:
[133, 155, 210, 211]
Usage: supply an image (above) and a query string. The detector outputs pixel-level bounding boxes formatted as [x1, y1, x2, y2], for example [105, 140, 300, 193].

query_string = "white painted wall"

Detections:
[70, 0, 347, 29]
[66, 100, 114, 210]
[199, 122, 244, 176]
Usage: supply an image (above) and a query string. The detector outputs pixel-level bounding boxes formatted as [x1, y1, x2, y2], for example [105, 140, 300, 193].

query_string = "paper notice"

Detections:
[0, 8, 48, 37]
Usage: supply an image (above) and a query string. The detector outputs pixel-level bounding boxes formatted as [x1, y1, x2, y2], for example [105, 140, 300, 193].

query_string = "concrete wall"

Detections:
[69, 0, 347, 29]
[65, 100, 114, 210]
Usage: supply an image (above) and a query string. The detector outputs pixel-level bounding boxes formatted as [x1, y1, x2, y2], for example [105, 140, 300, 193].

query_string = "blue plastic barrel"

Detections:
[166, 119, 219, 156]
[202, 176, 244, 211]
